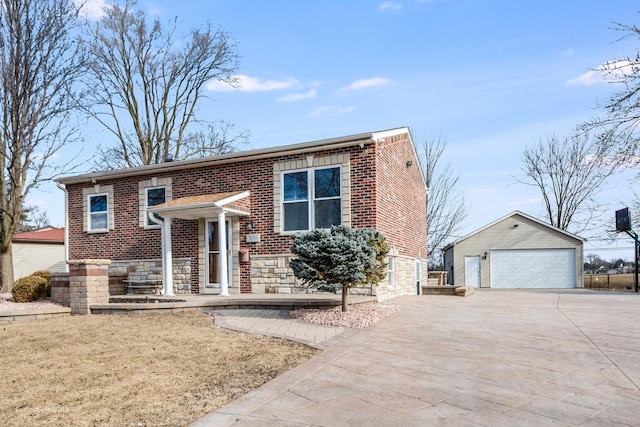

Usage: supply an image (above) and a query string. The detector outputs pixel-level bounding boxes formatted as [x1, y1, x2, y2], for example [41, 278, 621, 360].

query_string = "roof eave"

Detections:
[55, 130, 414, 185]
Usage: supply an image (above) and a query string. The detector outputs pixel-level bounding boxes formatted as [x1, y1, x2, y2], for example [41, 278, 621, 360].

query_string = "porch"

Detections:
[91, 293, 378, 315]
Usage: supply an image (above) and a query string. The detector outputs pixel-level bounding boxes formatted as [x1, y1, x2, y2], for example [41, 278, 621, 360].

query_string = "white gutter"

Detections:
[55, 182, 70, 272]
[148, 212, 174, 296]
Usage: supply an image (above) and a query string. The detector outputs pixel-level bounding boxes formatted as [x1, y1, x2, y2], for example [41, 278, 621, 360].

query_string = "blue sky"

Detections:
[35, 0, 640, 260]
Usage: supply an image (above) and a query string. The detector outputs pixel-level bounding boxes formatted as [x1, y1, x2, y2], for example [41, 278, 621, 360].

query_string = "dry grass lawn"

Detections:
[0, 311, 319, 426]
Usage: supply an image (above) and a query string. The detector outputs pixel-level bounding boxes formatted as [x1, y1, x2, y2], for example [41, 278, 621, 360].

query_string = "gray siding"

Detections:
[451, 213, 583, 288]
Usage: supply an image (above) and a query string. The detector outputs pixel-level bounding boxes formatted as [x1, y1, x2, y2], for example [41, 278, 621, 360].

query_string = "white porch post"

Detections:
[162, 217, 175, 296]
[218, 210, 229, 296]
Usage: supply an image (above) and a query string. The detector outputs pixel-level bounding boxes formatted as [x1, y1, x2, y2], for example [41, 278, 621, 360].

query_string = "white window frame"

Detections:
[145, 186, 166, 228]
[281, 165, 342, 233]
[88, 193, 109, 233]
[387, 256, 396, 288]
[139, 177, 172, 229]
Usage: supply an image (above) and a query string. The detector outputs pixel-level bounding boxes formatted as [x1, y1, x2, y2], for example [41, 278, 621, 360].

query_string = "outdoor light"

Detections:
[406, 160, 413, 167]
[245, 220, 254, 231]
[483, 251, 488, 259]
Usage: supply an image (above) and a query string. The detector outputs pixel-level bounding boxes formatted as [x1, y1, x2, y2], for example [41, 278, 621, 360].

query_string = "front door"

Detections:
[206, 219, 232, 293]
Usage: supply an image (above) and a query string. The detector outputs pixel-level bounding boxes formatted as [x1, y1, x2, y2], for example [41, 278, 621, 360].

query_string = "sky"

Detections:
[31, 0, 640, 262]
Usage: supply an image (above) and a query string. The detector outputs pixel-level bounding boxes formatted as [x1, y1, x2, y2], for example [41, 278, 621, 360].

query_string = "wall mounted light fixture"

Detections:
[246, 220, 254, 231]
[483, 251, 488, 260]
[406, 160, 413, 167]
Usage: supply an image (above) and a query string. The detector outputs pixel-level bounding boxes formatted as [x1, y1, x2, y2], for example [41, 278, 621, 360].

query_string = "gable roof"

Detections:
[442, 211, 586, 251]
[13, 227, 64, 243]
[56, 127, 424, 187]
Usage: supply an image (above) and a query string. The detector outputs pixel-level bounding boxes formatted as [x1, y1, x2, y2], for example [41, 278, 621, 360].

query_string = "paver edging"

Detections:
[0, 306, 72, 323]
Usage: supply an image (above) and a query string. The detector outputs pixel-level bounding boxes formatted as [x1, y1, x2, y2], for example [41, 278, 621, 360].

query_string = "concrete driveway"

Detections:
[193, 290, 640, 426]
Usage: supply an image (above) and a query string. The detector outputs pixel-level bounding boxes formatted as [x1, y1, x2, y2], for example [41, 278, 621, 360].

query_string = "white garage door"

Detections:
[490, 249, 576, 289]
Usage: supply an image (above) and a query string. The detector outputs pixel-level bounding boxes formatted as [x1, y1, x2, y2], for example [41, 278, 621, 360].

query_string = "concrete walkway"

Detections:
[207, 309, 346, 349]
[193, 290, 640, 426]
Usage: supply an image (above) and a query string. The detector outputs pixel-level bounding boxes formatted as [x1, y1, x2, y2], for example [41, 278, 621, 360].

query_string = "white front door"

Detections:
[206, 220, 232, 293]
[464, 256, 481, 288]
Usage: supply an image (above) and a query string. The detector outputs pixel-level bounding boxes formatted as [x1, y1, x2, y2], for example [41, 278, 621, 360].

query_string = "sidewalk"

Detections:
[207, 309, 346, 349]
[193, 290, 640, 426]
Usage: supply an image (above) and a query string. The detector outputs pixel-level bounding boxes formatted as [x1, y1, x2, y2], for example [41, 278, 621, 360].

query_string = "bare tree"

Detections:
[517, 134, 619, 235]
[584, 253, 606, 272]
[82, 0, 241, 168]
[579, 20, 640, 164]
[420, 137, 468, 269]
[175, 120, 249, 160]
[18, 205, 52, 232]
[0, 0, 85, 292]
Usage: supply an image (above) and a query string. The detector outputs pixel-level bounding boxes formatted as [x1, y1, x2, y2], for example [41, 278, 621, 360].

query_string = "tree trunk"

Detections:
[0, 244, 14, 293]
[341, 285, 348, 312]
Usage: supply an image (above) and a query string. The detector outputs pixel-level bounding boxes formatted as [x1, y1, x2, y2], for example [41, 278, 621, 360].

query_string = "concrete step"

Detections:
[422, 285, 474, 297]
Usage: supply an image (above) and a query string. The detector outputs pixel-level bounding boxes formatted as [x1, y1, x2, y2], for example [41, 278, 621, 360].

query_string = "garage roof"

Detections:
[442, 211, 586, 251]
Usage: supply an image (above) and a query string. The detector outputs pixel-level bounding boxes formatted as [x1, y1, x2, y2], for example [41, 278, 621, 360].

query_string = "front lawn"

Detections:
[0, 311, 318, 426]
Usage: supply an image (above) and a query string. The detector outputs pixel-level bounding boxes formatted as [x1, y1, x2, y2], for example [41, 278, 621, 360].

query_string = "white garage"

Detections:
[490, 249, 576, 289]
[443, 211, 585, 289]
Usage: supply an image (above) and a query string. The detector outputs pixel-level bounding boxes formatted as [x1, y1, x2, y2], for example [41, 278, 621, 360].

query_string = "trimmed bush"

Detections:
[31, 270, 52, 282]
[12, 275, 49, 303]
[31, 270, 52, 297]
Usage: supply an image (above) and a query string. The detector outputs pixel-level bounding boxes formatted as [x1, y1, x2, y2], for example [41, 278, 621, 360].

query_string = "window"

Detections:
[88, 194, 108, 232]
[139, 177, 172, 228]
[146, 187, 166, 226]
[387, 257, 396, 288]
[283, 166, 341, 232]
[283, 171, 309, 231]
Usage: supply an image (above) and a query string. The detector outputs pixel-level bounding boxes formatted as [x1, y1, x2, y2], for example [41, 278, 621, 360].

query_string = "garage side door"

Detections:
[490, 249, 576, 289]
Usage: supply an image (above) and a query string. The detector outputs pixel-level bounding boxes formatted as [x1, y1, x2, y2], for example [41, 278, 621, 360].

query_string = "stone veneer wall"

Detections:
[51, 272, 70, 307]
[250, 254, 303, 294]
[375, 256, 427, 302]
[250, 254, 374, 296]
[109, 258, 192, 294]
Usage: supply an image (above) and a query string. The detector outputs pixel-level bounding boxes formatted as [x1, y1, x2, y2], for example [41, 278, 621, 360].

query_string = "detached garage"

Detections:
[443, 211, 585, 289]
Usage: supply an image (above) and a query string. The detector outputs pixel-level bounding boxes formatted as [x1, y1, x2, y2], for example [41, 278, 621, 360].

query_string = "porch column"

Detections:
[218, 210, 229, 296]
[162, 217, 175, 296]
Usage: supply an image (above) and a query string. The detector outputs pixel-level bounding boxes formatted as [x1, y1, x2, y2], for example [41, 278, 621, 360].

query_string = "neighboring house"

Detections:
[443, 211, 585, 289]
[12, 227, 66, 279]
[56, 127, 428, 301]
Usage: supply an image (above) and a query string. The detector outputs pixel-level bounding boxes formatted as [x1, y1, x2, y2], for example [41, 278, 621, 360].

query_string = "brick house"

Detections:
[56, 127, 428, 301]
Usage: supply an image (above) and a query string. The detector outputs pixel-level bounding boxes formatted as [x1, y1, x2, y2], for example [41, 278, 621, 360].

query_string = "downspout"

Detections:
[55, 182, 69, 271]
[148, 212, 174, 296]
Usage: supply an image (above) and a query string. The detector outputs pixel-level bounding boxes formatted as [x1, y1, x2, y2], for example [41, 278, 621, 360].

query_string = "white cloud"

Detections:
[379, 2, 402, 12]
[207, 74, 300, 92]
[567, 60, 636, 86]
[566, 70, 601, 86]
[277, 89, 317, 102]
[562, 48, 576, 57]
[75, 0, 107, 20]
[307, 106, 355, 118]
[343, 77, 391, 90]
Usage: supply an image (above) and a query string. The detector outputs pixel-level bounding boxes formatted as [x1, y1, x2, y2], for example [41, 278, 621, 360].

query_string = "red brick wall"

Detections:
[374, 133, 428, 258]
[66, 137, 427, 292]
